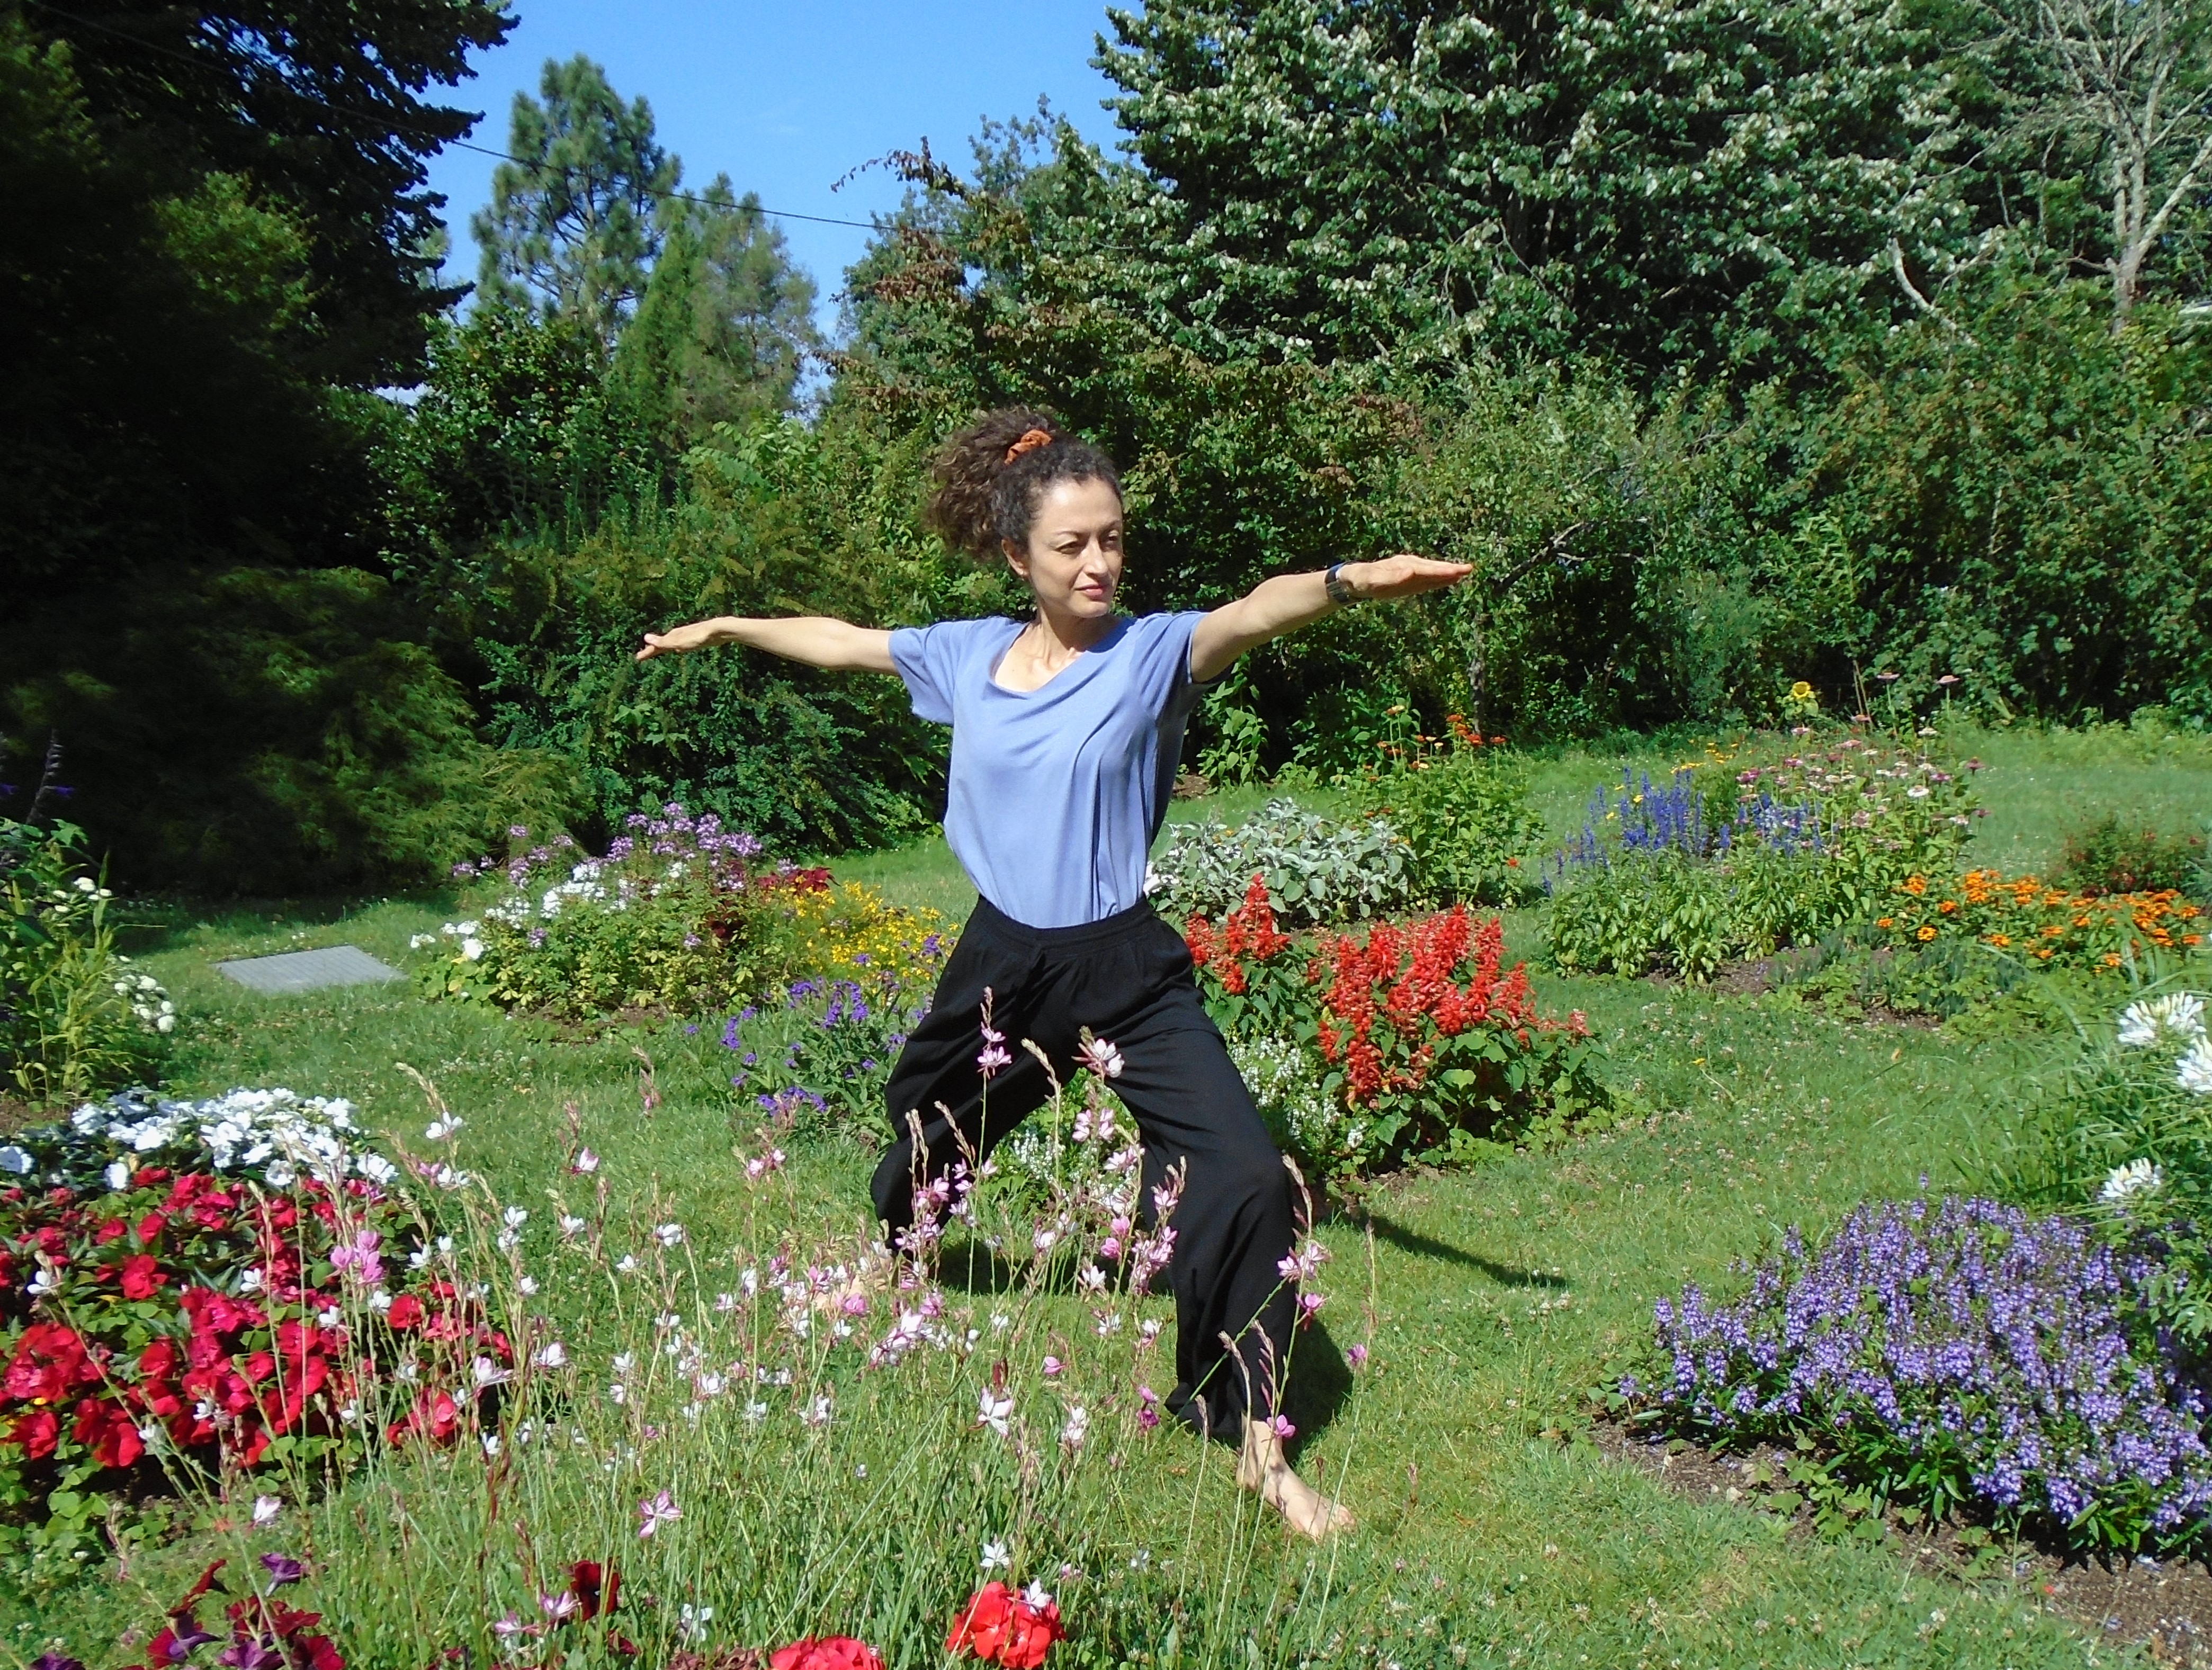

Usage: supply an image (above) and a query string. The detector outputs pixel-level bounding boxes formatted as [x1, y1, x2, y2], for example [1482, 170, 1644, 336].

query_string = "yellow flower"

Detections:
[1917, 926, 1938, 941]
[1788, 680, 1815, 703]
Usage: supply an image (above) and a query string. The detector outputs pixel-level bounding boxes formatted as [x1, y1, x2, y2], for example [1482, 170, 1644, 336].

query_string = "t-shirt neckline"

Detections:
[986, 616, 1128, 697]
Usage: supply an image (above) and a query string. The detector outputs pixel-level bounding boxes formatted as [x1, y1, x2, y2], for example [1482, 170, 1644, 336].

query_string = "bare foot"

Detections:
[1238, 1419, 1355, 1541]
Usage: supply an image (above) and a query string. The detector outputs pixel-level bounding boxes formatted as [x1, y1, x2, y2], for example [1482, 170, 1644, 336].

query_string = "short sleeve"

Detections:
[888, 621, 970, 725]
[1150, 610, 1225, 716]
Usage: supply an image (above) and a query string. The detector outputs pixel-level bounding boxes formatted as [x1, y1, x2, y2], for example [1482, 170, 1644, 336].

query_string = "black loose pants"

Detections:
[872, 894, 1296, 1442]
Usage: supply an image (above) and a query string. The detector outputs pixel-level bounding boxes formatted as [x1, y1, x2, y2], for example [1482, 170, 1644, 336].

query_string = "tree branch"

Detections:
[1891, 239, 1977, 343]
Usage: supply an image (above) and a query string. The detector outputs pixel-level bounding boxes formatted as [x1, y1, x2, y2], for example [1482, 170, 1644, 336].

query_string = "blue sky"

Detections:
[421, 0, 1129, 333]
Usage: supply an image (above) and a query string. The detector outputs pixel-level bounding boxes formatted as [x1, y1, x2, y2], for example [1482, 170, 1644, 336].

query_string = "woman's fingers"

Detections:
[1363, 555, 1474, 599]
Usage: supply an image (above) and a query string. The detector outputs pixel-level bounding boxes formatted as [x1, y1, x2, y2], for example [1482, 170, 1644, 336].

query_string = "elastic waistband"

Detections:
[967, 892, 1163, 950]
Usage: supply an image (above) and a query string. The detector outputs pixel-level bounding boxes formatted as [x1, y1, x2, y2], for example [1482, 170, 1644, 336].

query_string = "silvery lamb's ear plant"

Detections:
[1147, 799, 1416, 927]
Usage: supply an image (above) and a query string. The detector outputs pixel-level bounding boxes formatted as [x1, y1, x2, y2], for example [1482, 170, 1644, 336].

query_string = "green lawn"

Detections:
[11, 725, 2210, 1665]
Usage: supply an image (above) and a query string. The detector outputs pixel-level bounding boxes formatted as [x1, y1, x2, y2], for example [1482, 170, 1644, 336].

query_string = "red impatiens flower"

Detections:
[946, 1582, 1067, 1669]
[386, 1293, 425, 1330]
[769, 1638, 884, 1670]
[71, 1395, 144, 1468]
[119, 1253, 166, 1300]
[385, 1388, 461, 1449]
[8, 1408, 59, 1458]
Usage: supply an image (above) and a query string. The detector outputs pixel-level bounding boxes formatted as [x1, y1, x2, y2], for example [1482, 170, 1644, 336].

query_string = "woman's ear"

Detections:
[1001, 536, 1029, 579]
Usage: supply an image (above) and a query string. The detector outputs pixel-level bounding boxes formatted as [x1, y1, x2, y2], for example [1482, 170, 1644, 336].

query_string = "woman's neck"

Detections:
[1024, 604, 1115, 665]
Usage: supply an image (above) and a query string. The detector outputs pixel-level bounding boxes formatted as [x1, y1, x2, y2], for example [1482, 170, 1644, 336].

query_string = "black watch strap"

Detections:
[1324, 562, 1357, 605]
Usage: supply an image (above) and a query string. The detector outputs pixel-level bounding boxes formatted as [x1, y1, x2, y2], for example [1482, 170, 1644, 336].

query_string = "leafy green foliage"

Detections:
[1095, 0, 2022, 375]
[1349, 734, 1547, 905]
[1805, 283, 2212, 721]
[1, 569, 583, 894]
[0, 24, 365, 606]
[28, 0, 511, 389]
[1550, 852, 1744, 983]
[1148, 798, 1418, 927]
[453, 421, 954, 855]
[2058, 813, 2207, 899]
[0, 819, 171, 1108]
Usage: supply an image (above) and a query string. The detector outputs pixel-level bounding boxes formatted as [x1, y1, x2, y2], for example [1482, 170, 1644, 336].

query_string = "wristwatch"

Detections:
[1324, 562, 1358, 605]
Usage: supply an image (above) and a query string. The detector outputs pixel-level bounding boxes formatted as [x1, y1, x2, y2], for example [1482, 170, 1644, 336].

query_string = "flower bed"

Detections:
[0, 1089, 498, 1575]
[1187, 879, 1608, 1173]
[1630, 1193, 2212, 1552]
[713, 882, 955, 1138]
[419, 807, 809, 1020]
[1546, 737, 1980, 980]
[1877, 869, 2204, 968]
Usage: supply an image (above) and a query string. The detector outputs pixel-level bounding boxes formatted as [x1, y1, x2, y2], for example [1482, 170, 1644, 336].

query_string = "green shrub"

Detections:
[0, 818, 171, 1108]
[1550, 851, 1738, 982]
[453, 423, 959, 856]
[1347, 732, 1547, 905]
[2058, 813, 2205, 899]
[1775, 931, 2035, 1021]
[418, 808, 780, 1022]
[1, 568, 583, 894]
[1146, 798, 1417, 927]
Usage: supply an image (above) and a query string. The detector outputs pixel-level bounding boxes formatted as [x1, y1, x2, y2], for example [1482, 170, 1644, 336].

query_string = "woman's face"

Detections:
[1004, 476, 1124, 621]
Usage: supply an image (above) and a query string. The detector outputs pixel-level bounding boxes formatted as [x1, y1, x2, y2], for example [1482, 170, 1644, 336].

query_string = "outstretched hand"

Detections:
[635, 619, 722, 662]
[1351, 554, 1474, 600]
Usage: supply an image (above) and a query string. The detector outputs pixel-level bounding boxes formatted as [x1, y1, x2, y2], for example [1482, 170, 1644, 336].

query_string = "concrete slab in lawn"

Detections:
[216, 945, 404, 994]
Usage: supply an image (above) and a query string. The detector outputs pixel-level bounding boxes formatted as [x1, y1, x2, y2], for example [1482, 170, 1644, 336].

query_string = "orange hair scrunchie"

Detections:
[1002, 428, 1054, 464]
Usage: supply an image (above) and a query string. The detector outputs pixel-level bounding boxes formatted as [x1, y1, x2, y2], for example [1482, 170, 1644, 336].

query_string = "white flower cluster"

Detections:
[58, 1086, 399, 1188]
[2117, 993, 2212, 1095]
[109, 962, 177, 1034]
[2102, 1157, 2165, 1202]
[1229, 1032, 1366, 1168]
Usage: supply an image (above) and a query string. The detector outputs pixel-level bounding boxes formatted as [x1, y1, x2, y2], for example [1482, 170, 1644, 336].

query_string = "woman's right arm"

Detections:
[635, 615, 898, 674]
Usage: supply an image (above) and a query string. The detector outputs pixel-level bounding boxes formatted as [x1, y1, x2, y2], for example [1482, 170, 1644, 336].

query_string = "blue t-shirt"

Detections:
[889, 611, 1219, 929]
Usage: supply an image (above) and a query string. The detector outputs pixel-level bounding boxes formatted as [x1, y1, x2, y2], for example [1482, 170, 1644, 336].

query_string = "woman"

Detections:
[638, 408, 1469, 1539]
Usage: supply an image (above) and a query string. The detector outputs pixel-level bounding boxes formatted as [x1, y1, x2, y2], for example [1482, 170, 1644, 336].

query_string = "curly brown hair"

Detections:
[921, 406, 1123, 560]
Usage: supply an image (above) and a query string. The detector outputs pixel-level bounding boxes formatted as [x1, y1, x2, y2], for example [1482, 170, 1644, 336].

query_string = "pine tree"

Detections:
[472, 55, 679, 344]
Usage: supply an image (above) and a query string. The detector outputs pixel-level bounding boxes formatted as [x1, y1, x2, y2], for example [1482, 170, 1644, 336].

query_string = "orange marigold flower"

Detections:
[1903, 875, 1929, 896]
[2104, 954, 2124, 967]
[1917, 926, 1938, 941]
[1938, 900, 1958, 914]
[1986, 932, 2011, 947]
[2037, 949, 2054, 960]
[1877, 917, 1895, 929]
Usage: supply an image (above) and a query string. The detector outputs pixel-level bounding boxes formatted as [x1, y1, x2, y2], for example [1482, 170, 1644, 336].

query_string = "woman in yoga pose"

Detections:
[638, 408, 1468, 1538]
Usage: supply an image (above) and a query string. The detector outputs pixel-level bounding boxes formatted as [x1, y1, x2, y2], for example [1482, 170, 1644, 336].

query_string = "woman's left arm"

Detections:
[1187, 555, 1474, 685]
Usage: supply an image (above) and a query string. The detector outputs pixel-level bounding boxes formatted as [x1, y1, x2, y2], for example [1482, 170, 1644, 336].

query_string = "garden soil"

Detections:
[1590, 1418, 2212, 1664]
